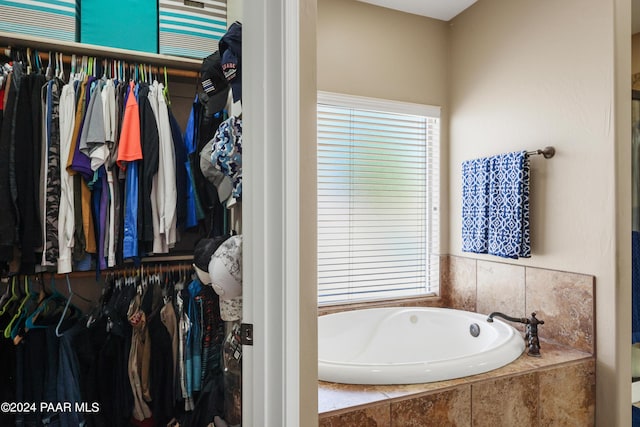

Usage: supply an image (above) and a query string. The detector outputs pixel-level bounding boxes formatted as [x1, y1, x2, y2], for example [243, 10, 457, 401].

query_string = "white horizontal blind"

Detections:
[317, 92, 440, 305]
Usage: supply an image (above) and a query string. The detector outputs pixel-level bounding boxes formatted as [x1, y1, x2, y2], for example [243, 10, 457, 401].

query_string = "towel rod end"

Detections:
[539, 146, 555, 159]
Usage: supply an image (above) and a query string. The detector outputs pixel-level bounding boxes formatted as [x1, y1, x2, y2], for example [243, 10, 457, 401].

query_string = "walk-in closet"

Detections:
[0, 0, 245, 425]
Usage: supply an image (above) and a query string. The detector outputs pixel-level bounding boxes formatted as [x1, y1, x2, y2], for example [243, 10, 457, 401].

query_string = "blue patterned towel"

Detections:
[462, 151, 531, 259]
[487, 151, 531, 259]
[462, 157, 491, 253]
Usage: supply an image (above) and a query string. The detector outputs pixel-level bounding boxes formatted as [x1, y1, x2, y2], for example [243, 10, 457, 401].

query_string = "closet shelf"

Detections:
[0, 31, 201, 78]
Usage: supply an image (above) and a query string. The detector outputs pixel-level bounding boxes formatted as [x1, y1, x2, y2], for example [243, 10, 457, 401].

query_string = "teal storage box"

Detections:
[81, 0, 158, 53]
[159, 0, 227, 59]
[0, 0, 79, 42]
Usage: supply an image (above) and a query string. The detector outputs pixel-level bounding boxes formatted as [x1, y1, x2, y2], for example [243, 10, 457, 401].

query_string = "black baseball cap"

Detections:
[199, 50, 230, 115]
[219, 21, 242, 103]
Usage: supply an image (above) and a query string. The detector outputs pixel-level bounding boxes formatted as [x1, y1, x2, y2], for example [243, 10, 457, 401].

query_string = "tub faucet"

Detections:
[487, 311, 544, 357]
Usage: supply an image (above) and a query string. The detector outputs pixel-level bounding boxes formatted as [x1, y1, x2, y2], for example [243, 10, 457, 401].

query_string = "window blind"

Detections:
[317, 92, 440, 305]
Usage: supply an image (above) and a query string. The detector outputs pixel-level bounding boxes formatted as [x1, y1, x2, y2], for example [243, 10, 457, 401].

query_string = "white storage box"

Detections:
[159, 0, 227, 59]
[0, 0, 79, 42]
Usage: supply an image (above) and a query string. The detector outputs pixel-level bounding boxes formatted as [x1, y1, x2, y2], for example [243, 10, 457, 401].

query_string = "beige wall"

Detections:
[634, 33, 640, 76]
[634, 32, 640, 90]
[449, 0, 629, 425]
[317, 0, 451, 252]
[317, 0, 449, 106]
[316, 0, 630, 423]
[300, 0, 319, 425]
[226, 0, 242, 28]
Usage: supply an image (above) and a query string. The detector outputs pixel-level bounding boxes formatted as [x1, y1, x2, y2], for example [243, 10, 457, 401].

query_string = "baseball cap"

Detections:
[200, 137, 233, 203]
[199, 50, 230, 115]
[219, 21, 242, 103]
[208, 235, 242, 321]
[211, 116, 242, 201]
[193, 236, 228, 273]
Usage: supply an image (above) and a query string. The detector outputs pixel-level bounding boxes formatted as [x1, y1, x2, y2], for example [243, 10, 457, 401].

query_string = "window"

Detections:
[317, 92, 440, 305]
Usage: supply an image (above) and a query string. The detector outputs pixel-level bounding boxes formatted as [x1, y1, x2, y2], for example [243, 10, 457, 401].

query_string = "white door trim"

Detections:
[243, 0, 301, 425]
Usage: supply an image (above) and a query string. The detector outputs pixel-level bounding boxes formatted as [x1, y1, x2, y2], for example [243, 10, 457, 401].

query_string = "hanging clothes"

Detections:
[119, 81, 143, 260]
[41, 78, 63, 268]
[137, 82, 160, 255]
[169, 108, 189, 232]
[0, 52, 226, 277]
[155, 82, 178, 253]
[0, 64, 21, 263]
[0, 48, 238, 427]
[14, 72, 46, 272]
[57, 83, 77, 274]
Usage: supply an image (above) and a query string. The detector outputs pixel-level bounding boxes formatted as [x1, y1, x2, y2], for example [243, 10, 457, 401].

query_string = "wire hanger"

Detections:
[46, 50, 53, 79]
[53, 52, 59, 80]
[0, 277, 14, 313]
[4, 276, 30, 338]
[59, 52, 65, 81]
[163, 67, 171, 106]
[34, 50, 42, 74]
[55, 274, 74, 337]
[25, 273, 60, 330]
[26, 47, 32, 74]
[0, 276, 18, 316]
[70, 54, 76, 79]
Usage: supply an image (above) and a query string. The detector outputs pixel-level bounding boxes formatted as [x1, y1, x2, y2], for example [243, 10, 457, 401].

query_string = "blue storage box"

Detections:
[81, 0, 158, 53]
[0, 0, 79, 42]
[159, 0, 227, 59]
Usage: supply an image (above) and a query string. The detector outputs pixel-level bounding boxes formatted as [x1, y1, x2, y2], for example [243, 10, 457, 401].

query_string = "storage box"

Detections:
[0, 0, 79, 42]
[81, 0, 158, 53]
[159, 0, 227, 59]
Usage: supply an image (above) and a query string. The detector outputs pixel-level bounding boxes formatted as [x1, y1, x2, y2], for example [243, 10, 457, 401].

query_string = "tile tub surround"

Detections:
[443, 256, 595, 354]
[318, 256, 595, 425]
[319, 342, 595, 426]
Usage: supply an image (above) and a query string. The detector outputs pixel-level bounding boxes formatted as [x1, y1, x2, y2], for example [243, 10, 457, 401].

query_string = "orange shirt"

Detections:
[116, 81, 143, 169]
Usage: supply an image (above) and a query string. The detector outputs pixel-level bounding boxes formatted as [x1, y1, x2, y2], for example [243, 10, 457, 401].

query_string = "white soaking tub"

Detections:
[318, 307, 525, 385]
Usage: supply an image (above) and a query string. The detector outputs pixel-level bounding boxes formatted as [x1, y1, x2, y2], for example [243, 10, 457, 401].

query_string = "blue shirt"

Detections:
[122, 161, 139, 259]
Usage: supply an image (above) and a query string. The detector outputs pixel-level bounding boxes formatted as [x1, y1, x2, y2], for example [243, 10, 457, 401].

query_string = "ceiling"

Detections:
[361, 0, 640, 32]
[356, 0, 477, 21]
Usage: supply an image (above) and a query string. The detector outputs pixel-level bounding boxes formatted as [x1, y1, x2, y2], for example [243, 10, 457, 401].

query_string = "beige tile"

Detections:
[319, 403, 391, 427]
[538, 360, 596, 426]
[525, 268, 595, 353]
[318, 342, 592, 415]
[390, 386, 471, 427]
[442, 256, 477, 311]
[319, 382, 391, 414]
[476, 261, 525, 325]
[471, 372, 539, 427]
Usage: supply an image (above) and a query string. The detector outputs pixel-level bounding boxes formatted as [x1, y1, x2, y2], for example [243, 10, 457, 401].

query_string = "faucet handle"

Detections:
[529, 312, 544, 325]
[526, 312, 544, 357]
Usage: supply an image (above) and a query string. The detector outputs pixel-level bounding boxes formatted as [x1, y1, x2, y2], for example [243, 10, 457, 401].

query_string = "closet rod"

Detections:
[52, 257, 195, 280]
[0, 31, 200, 78]
[0, 48, 198, 79]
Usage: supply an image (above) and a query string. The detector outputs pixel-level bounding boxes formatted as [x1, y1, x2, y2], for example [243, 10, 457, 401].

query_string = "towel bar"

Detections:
[526, 146, 555, 159]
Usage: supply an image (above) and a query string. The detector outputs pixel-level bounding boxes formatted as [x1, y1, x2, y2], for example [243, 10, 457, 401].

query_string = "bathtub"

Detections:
[318, 307, 525, 385]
